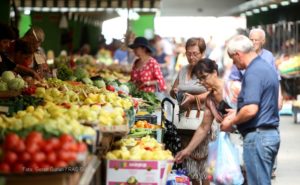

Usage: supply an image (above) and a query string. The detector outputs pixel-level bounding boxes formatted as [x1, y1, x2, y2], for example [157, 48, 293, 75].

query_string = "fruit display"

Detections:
[0, 132, 87, 173]
[132, 120, 160, 129]
[0, 102, 96, 139]
[106, 136, 173, 160]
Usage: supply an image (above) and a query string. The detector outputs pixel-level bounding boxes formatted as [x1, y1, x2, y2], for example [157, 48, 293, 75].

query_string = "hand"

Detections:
[33, 72, 42, 81]
[220, 111, 236, 132]
[180, 93, 195, 110]
[224, 109, 236, 119]
[175, 149, 191, 163]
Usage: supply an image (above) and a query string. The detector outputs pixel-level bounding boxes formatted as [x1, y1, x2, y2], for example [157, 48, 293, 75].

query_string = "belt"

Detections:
[241, 126, 278, 137]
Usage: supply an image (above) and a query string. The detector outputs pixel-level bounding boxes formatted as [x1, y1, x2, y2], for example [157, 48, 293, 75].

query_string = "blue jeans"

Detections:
[243, 129, 280, 185]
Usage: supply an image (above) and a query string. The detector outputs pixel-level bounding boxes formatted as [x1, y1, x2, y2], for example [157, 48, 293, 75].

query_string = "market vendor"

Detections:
[129, 36, 166, 93]
[22, 26, 50, 78]
[0, 39, 41, 80]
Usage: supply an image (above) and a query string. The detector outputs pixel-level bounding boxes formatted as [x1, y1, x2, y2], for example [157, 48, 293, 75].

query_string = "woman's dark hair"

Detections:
[185, 37, 206, 54]
[192, 58, 219, 76]
[0, 22, 16, 40]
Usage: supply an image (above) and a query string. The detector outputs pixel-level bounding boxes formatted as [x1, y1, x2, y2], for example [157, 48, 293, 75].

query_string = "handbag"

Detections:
[174, 95, 204, 130]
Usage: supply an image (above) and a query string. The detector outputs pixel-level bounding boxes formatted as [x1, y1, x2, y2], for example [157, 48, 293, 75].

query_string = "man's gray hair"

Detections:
[227, 35, 254, 55]
[249, 28, 266, 40]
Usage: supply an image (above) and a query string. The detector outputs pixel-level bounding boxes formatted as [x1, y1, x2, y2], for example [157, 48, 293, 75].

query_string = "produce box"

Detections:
[99, 125, 129, 135]
[106, 160, 173, 185]
[135, 114, 157, 124]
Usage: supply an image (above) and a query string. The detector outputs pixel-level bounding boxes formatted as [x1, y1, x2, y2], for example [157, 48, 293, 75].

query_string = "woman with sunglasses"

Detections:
[170, 37, 209, 185]
[175, 59, 238, 183]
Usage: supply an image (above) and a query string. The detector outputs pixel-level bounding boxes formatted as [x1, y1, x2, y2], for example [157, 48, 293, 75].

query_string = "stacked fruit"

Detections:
[0, 132, 87, 173]
[106, 136, 173, 160]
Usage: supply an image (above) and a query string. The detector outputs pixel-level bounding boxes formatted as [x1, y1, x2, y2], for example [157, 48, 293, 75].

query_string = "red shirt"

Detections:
[131, 57, 166, 92]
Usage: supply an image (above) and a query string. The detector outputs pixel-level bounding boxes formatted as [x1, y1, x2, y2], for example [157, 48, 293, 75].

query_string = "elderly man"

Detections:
[222, 35, 280, 185]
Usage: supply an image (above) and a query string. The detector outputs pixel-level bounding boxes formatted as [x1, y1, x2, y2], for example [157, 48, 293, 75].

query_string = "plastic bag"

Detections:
[206, 132, 244, 185]
[166, 170, 191, 185]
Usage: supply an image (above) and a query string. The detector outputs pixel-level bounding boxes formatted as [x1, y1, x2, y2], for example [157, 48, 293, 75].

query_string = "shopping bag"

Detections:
[206, 132, 244, 185]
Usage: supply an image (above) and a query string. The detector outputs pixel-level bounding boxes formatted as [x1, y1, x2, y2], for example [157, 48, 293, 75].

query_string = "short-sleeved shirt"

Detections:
[237, 56, 279, 133]
[130, 57, 166, 92]
[0, 53, 16, 74]
[229, 49, 281, 81]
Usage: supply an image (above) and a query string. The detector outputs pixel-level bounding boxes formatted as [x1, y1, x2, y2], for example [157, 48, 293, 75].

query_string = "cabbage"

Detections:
[93, 80, 106, 88]
[0, 81, 8, 91]
[74, 68, 89, 80]
[1, 71, 15, 82]
[8, 78, 25, 90]
[82, 77, 93, 85]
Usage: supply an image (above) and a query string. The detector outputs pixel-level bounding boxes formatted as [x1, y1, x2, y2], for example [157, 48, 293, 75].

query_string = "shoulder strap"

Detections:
[206, 93, 223, 123]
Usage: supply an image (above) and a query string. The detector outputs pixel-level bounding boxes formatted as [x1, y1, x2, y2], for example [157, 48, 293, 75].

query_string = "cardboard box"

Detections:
[106, 160, 173, 185]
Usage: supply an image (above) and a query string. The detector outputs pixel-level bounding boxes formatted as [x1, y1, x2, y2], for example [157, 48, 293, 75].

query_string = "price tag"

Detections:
[0, 106, 9, 113]
[34, 53, 46, 64]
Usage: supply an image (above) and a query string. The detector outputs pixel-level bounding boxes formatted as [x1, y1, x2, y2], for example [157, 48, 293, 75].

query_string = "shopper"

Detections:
[129, 36, 166, 93]
[229, 28, 282, 178]
[0, 22, 16, 53]
[170, 37, 209, 185]
[174, 58, 235, 185]
[221, 35, 280, 185]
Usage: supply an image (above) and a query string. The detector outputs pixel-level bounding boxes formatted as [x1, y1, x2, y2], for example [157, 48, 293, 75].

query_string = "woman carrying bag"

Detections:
[170, 37, 209, 185]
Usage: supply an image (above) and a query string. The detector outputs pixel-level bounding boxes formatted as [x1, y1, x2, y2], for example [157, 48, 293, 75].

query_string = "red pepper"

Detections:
[106, 85, 115, 92]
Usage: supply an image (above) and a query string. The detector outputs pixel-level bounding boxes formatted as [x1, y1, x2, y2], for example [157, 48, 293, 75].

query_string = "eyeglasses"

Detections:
[185, 52, 201, 57]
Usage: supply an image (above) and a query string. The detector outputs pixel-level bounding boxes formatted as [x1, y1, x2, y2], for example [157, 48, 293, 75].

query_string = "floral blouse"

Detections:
[130, 57, 166, 92]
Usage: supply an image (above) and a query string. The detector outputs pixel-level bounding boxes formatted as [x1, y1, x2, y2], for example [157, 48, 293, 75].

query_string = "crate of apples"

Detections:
[0, 131, 87, 174]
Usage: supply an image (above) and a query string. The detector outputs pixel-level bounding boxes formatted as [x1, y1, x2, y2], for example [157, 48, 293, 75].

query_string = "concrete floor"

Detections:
[272, 115, 300, 185]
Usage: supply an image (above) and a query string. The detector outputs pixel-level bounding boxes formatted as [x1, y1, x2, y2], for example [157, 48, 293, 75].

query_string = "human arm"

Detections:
[278, 84, 283, 110]
[221, 104, 258, 132]
[170, 77, 179, 98]
[175, 107, 214, 163]
[15, 64, 42, 81]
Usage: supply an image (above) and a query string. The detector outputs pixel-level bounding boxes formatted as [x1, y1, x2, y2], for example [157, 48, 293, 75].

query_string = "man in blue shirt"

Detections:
[222, 35, 280, 185]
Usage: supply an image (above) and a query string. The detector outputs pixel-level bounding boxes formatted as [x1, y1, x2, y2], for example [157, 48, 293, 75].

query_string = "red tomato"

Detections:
[26, 143, 39, 154]
[77, 142, 87, 153]
[38, 163, 50, 172]
[4, 133, 20, 150]
[41, 140, 53, 153]
[27, 162, 39, 172]
[19, 152, 31, 163]
[4, 151, 18, 164]
[106, 85, 115, 92]
[47, 152, 57, 165]
[26, 131, 43, 145]
[13, 163, 25, 173]
[32, 152, 46, 163]
[54, 161, 67, 168]
[15, 140, 26, 153]
[0, 162, 10, 173]
[68, 152, 77, 162]
[58, 151, 70, 162]
[59, 134, 74, 144]
[69, 142, 78, 152]
[48, 138, 60, 150]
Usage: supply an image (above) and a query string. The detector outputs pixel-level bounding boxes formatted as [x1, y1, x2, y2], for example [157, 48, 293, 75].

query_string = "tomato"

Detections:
[41, 140, 53, 153]
[77, 142, 87, 153]
[15, 140, 26, 153]
[69, 142, 78, 152]
[59, 134, 74, 144]
[58, 151, 70, 162]
[0, 162, 10, 173]
[106, 85, 115, 92]
[68, 152, 77, 162]
[26, 131, 43, 145]
[54, 161, 67, 168]
[27, 162, 39, 172]
[19, 152, 31, 163]
[47, 152, 57, 164]
[4, 133, 20, 150]
[4, 151, 18, 164]
[13, 163, 25, 173]
[26, 143, 39, 154]
[38, 163, 50, 172]
[32, 152, 46, 163]
[48, 138, 60, 150]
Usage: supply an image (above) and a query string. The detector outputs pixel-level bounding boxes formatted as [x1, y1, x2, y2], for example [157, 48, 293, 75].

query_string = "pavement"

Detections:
[272, 115, 300, 185]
